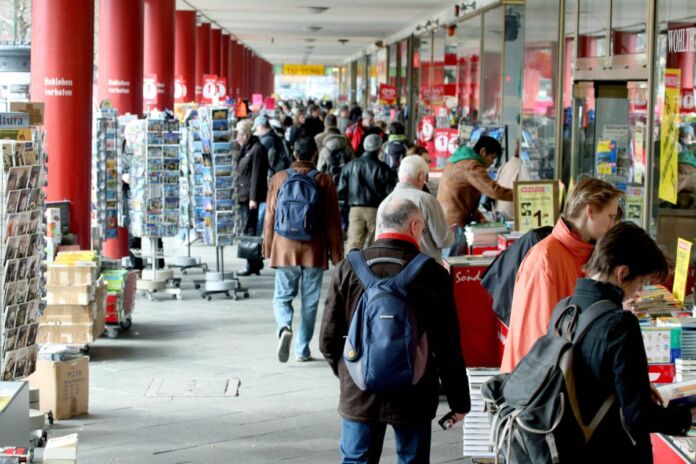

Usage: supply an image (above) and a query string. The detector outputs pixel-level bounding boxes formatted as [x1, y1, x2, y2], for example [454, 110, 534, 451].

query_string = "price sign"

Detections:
[143, 73, 157, 108]
[673, 238, 693, 305]
[216, 77, 227, 99]
[201, 74, 218, 103]
[514, 181, 560, 233]
[174, 77, 187, 102]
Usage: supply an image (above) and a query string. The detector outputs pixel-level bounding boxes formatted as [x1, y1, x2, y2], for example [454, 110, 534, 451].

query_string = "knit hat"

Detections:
[363, 134, 382, 153]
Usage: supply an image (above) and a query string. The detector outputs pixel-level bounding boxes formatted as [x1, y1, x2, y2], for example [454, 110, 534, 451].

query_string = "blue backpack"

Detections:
[343, 250, 430, 392]
[274, 168, 320, 241]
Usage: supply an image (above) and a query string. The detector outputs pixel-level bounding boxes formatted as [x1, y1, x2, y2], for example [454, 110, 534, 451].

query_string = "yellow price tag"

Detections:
[673, 238, 693, 306]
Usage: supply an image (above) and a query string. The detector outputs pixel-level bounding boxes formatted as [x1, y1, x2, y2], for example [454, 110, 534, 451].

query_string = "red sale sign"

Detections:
[378, 83, 397, 105]
[174, 76, 187, 103]
[216, 77, 227, 100]
[417, 116, 435, 145]
[201, 74, 218, 104]
[143, 73, 157, 109]
[434, 128, 459, 169]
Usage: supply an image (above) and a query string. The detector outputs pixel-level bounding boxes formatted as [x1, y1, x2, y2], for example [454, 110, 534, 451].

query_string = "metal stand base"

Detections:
[168, 256, 209, 275]
[194, 246, 249, 301]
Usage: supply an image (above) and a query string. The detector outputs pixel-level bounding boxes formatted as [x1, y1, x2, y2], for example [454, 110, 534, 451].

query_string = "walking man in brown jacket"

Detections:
[264, 137, 344, 363]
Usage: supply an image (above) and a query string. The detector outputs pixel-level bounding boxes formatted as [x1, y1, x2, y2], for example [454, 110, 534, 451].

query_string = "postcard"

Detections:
[5, 190, 19, 214]
[16, 189, 30, 212]
[3, 305, 17, 329]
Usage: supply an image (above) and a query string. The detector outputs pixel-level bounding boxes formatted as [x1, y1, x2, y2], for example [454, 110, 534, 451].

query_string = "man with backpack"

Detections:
[320, 198, 470, 463]
[382, 121, 410, 172]
[264, 137, 344, 363]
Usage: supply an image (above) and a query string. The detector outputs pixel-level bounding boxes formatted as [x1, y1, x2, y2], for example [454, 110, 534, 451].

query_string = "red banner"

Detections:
[378, 83, 397, 105]
[201, 74, 218, 104]
[174, 76, 187, 103]
[143, 73, 157, 109]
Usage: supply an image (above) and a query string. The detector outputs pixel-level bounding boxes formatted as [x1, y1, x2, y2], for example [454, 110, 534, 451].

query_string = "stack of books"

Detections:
[676, 358, 696, 382]
[463, 368, 498, 458]
[464, 223, 508, 248]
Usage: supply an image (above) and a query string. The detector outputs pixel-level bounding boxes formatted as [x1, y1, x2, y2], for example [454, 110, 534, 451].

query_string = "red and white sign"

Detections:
[216, 77, 227, 100]
[417, 116, 435, 145]
[378, 83, 397, 105]
[174, 76, 187, 103]
[143, 73, 157, 108]
[201, 74, 218, 103]
[681, 88, 696, 114]
[434, 128, 458, 158]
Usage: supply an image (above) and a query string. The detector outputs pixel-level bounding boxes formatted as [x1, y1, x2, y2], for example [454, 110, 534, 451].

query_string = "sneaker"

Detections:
[277, 327, 292, 363]
[295, 355, 314, 362]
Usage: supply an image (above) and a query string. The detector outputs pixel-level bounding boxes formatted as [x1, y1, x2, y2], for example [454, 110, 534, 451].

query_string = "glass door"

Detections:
[570, 80, 648, 225]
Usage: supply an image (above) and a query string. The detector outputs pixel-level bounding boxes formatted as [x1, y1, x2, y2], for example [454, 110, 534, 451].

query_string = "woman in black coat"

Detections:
[569, 222, 694, 463]
[235, 119, 269, 275]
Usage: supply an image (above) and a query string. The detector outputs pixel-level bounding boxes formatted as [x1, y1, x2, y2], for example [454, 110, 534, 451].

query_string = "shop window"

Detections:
[457, 16, 482, 124]
[482, 7, 504, 125]
[399, 39, 409, 106]
[578, 0, 608, 58]
[611, 0, 647, 55]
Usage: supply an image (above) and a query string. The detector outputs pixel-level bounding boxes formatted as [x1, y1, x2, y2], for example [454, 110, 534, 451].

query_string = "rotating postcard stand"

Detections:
[190, 107, 248, 300]
[127, 116, 182, 301]
[167, 118, 208, 276]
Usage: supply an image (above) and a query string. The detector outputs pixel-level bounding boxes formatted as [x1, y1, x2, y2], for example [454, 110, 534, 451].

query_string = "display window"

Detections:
[578, 0, 608, 58]
[611, 0, 647, 55]
[457, 16, 482, 125]
[481, 7, 503, 125]
[399, 39, 410, 106]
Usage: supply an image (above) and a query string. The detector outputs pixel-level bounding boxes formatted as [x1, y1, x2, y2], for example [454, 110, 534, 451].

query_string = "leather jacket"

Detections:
[337, 151, 395, 208]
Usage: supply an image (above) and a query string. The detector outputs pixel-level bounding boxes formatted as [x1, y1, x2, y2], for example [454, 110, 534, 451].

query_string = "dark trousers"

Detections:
[239, 202, 264, 271]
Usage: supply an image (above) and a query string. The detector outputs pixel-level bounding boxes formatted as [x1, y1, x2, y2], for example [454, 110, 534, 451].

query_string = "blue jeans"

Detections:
[442, 225, 467, 258]
[340, 419, 432, 464]
[257, 202, 266, 235]
[273, 266, 324, 358]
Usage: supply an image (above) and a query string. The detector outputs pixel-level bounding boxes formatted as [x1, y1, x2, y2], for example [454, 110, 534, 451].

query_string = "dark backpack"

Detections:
[267, 134, 291, 176]
[325, 145, 350, 185]
[385, 141, 408, 171]
[481, 298, 617, 464]
[274, 168, 320, 241]
[343, 251, 430, 393]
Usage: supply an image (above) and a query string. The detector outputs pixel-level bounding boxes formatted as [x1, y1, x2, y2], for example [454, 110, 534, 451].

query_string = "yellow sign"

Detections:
[659, 68, 681, 204]
[673, 238, 693, 306]
[514, 181, 561, 233]
[282, 64, 325, 76]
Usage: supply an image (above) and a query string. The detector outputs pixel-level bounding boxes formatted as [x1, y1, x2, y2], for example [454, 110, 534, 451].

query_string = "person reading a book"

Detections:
[564, 222, 694, 462]
[501, 177, 623, 372]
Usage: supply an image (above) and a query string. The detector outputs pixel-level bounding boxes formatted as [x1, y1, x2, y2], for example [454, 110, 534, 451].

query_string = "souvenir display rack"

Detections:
[0, 125, 47, 381]
[127, 116, 182, 300]
[92, 107, 121, 245]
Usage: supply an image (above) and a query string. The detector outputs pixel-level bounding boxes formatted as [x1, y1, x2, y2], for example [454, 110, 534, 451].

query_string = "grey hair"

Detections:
[398, 155, 429, 180]
[378, 198, 421, 231]
[236, 119, 253, 136]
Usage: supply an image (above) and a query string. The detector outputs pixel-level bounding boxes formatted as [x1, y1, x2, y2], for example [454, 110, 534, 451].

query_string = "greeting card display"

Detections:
[0, 124, 47, 381]
[92, 108, 121, 241]
[210, 108, 236, 246]
[186, 117, 215, 244]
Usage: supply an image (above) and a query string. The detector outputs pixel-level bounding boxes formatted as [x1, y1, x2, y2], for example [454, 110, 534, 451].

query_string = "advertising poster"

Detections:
[625, 186, 644, 225]
[659, 68, 681, 204]
[201, 74, 218, 104]
[514, 181, 560, 233]
[378, 84, 397, 105]
[673, 238, 693, 305]
[595, 139, 618, 176]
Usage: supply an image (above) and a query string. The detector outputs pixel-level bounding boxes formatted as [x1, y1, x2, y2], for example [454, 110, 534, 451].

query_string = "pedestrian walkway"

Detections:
[49, 239, 470, 463]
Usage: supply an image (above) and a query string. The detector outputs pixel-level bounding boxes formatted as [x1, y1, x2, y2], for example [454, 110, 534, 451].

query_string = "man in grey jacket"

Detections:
[376, 155, 454, 263]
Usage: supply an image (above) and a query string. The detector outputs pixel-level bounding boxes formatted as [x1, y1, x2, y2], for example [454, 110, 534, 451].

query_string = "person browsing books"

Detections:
[560, 222, 695, 462]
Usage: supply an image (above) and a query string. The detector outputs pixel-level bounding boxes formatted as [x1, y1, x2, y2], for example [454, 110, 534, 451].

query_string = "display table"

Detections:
[445, 256, 500, 367]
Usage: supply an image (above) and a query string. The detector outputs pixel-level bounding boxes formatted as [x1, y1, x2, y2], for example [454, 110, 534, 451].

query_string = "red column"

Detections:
[228, 38, 236, 97]
[98, 0, 144, 258]
[31, 0, 94, 249]
[612, 31, 639, 55]
[210, 28, 221, 76]
[144, 0, 175, 111]
[221, 33, 230, 87]
[231, 40, 241, 99]
[175, 10, 196, 103]
[195, 23, 211, 102]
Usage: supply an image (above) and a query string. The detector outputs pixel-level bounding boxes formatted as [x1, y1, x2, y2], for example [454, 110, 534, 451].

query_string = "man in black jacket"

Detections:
[320, 198, 470, 463]
[235, 119, 269, 276]
[338, 134, 396, 251]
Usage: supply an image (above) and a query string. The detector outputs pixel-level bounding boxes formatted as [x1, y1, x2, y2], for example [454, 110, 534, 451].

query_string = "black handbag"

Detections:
[237, 236, 263, 261]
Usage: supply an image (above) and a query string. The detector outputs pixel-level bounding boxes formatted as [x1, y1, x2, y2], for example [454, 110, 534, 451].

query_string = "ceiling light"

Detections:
[303, 6, 329, 14]
[303, 38, 316, 43]
[338, 39, 349, 45]
[304, 25, 322, 33]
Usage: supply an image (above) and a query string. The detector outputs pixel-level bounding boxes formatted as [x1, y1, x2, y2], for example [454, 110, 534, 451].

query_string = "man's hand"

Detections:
[249, 200, 258, 210]
[452, 413, 466, 422]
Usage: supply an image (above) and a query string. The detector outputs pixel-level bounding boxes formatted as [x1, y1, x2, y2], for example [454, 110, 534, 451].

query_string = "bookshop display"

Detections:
[92, 107, 121, 243]
[0, 126, 47, 381]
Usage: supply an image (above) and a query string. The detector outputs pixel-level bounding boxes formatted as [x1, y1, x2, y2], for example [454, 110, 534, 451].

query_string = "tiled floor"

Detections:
[49, 239, 472, 463]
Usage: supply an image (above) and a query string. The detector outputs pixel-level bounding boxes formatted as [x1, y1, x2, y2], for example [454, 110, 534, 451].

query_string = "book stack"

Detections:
[464, 223, 508, 248]
[657, 378, 696, 408]
[91, 108, 121, 244]
[676, 359, 696, 382]
[210, 107, 235, 246]
[186, 116, 215, 244]
[463, 368, 498, 458]
[0, 126, 47, 382]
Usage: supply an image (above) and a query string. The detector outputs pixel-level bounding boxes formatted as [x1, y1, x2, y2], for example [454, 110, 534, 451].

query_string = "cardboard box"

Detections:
[46, 264, 97, 286]
[46, 284, 95, 306]
[41, 302, 97, 324]
[37, 321, 102, 345]
[27, 357, 89, 420]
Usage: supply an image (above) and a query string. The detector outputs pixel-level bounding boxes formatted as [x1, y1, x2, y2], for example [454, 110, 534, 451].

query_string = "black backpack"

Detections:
[481, 298, 617, 464]
[325, 145, 350, 185]
[385, 140, 407, 171]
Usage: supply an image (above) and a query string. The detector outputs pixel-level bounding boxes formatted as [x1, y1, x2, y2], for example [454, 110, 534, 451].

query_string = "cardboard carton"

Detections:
[45, 284, 95, 306]
[46, 264, 97, 287]
[27, 357, 89, 420]
[41, 302, 97, 324]
[37, 321, 101, 345]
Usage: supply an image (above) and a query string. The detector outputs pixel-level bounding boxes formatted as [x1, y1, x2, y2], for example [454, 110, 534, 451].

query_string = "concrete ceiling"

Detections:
[176, 0, 455, 65]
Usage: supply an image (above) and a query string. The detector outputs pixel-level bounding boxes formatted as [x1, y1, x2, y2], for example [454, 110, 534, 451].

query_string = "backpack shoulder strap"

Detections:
[548, 297, 574, 336]
[307, 169, 319, 179]
[347, 250, 379, 289]
[286, 167, 297, 177]
[394, 253, 431, 288]
[572, 300, 618, 344]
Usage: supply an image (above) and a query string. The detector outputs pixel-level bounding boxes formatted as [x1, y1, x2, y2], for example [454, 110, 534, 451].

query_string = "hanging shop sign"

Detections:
[673, 238, 693, 306]
[174, 76, 187, 103]
[201, 74, 218, 104]
[514, 180, 561, 233]
[0, 112, 29, 129]
[658, 68, 681, 205]
[282, 64, 325, 76]
[143, 74, 157, 109]
[378, 84, 397, 105]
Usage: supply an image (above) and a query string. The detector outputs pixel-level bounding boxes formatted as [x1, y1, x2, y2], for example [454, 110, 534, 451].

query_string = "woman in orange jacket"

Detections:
[500, 177, 624, 373]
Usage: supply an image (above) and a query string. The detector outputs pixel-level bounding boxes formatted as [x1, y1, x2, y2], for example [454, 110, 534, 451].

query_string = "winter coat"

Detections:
[304, 116, 324, 140]
[481, 226, 553, 326]
[263, 161, 344, 270]
[376, 183, 454, 263]
[317, 133, 355, 186]
[569, 278, 692, 463]
[436, 149, 513, 226]
[500, 219, 594, 372]
[320, 238, 471, 424]
[337, 151, 396, 208]
[235, 136, 269, 204]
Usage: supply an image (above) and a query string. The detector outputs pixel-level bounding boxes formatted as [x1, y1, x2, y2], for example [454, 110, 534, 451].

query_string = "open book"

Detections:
[657, 378, 696, 408]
